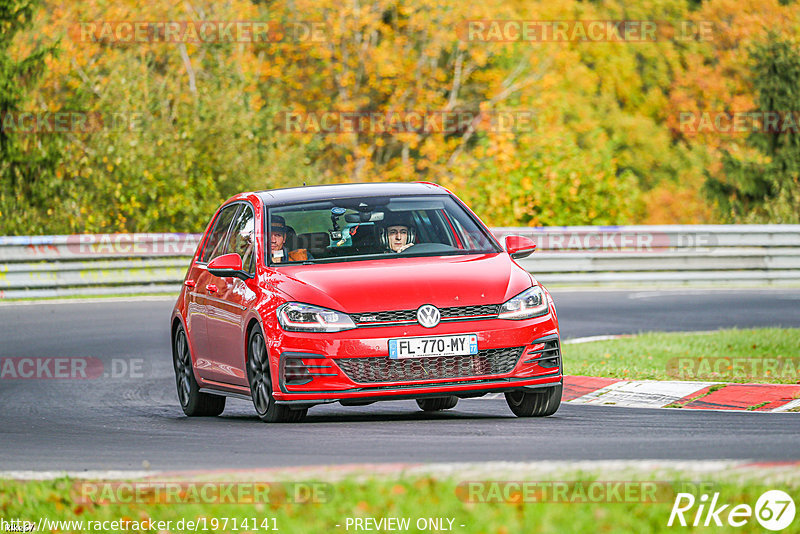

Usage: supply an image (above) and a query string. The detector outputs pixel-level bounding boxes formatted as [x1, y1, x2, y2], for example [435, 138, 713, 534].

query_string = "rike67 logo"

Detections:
[668, 490, 795, 531]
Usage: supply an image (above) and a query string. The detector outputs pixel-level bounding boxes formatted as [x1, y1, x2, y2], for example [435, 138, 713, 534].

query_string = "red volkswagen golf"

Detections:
[171, 182, 562, 422]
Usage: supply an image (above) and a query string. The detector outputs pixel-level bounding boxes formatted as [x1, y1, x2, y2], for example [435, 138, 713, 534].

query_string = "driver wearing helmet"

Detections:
[380, 213, 416, 253]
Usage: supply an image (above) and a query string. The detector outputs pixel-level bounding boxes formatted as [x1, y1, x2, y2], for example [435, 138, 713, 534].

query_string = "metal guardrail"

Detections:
[1, 225, 799, 298]
[0, 234, 199, 299]
[496, 225, 800, 286]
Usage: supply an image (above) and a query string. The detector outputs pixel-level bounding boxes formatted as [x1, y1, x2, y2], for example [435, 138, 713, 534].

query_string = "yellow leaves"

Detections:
[395, 133, 420, 150]
[376, 61, 400, 79]
[250, 94, 265, 112]
[469, 47, 489, 67]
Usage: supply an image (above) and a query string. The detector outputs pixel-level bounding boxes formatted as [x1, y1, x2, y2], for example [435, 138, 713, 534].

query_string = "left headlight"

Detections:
[498, 286, 549, 320]
[276, 302, 356, 332]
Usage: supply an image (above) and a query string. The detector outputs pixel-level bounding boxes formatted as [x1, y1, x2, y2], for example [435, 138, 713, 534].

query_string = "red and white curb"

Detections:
[492, 334, 800, 412]
[563, 376, 800, 411]
[483, 376, 800, 411]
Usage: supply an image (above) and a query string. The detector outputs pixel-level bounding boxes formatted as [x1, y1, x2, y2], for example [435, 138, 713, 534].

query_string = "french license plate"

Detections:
[388, 334, 478, 360]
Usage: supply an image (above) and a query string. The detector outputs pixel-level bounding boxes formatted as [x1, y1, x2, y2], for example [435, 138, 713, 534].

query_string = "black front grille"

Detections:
[441, 304, 499, 318]
[351, 304, 499, 326]
[351, 310, 416, 323]
[335, 346, 524, 383]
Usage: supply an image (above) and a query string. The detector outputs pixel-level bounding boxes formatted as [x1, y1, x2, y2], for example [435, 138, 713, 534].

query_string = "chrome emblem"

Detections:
[417, 304, 441, 328]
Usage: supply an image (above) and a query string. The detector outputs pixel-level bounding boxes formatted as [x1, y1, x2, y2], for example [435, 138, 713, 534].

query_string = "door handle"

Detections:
[184, 279, 196, 288]
[206, 284, 218, 293]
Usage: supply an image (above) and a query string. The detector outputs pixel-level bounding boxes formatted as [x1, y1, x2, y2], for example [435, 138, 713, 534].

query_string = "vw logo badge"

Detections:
[417, 304, 441, 328]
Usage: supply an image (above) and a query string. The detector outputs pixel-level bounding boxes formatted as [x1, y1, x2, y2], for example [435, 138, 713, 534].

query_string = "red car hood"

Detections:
[265, 253, 534, 313]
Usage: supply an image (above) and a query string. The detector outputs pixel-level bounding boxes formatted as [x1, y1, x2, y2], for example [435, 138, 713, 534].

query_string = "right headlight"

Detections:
[276, 302, 356, 332]
[498, 286, 549, 320]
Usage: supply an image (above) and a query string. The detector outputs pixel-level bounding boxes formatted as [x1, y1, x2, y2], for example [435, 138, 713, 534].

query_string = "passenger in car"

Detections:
[269, 215, 310, 262]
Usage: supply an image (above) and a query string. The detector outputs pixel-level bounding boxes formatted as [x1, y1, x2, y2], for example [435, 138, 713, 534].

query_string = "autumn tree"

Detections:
[5, 0, 323, 234]
[0, 0, 60, 233]
[668, 0, 800, 223]
[707, 35, 800, 222]
[8, 0, 799, 233]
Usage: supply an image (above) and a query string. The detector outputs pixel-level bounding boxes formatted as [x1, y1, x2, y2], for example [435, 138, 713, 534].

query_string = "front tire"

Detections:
[505, 383, 562, 417]
[416, 396, 459, 411]
[173, 324, 226, 416]
[247, 326, 307, 423]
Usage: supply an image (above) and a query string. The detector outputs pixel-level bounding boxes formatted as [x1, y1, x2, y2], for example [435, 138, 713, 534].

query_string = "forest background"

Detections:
[1, 0, 799, 235]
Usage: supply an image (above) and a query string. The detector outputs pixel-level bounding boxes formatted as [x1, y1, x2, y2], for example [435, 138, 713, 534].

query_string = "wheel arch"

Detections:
[244, 317, 262, 362]
[170, 315, 185, 360]
[244, 315, 283, 397]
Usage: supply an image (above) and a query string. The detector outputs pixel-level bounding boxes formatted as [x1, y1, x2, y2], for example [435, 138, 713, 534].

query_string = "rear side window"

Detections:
[226, 204, 256, 274]
[200, 204, 240, 263]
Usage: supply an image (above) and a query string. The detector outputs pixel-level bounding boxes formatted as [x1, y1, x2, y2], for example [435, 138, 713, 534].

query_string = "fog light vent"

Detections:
[524, 339, 561, 369]
[283, 357, 313, 385]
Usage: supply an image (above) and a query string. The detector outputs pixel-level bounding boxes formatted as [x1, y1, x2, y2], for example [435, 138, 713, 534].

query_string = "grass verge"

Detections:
[565, 328, 800, 384]
[1, 471, 796, 534]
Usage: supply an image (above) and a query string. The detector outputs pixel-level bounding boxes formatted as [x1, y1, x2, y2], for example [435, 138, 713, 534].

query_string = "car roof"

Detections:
[253, 182, 450, 206]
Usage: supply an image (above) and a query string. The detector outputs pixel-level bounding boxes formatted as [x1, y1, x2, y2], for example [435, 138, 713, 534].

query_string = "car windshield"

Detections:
[265, 195, 499, 265]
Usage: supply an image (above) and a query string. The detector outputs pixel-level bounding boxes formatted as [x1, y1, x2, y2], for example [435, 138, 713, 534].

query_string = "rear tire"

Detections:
[416, 396, 459, 411]
[247, 326, 307, 423]
[173, 324, 226, 416]
[505, 383, 562, 417]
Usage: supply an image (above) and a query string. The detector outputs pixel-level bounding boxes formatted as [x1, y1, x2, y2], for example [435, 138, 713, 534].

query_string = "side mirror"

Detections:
[207, 253, 252, 280]
[504, 235, 537, 259]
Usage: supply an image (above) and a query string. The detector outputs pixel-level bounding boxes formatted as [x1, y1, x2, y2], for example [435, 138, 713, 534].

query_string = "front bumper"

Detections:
[267, 314, 562, 403]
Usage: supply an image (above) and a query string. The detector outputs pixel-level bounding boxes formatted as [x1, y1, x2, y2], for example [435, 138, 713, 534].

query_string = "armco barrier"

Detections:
[1, 225, 799, 298]
[497, 225, 800, 286]
[0, 234, 201, 299]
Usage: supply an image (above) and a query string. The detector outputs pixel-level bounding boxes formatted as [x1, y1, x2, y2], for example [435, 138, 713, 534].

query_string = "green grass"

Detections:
[565, 328, 800, 383]
[0, 474, 795, 534]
